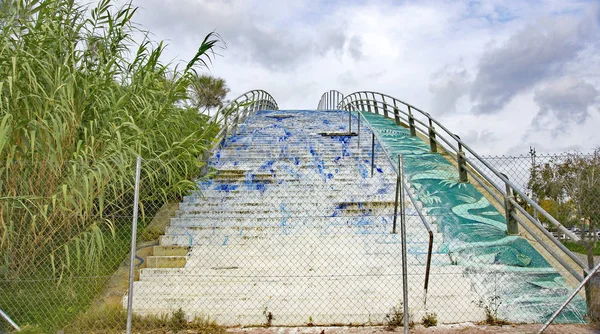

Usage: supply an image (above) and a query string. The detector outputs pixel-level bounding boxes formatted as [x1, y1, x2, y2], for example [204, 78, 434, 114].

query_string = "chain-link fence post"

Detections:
[398, 154, 409, 334]
[126, 156, 142, 334]
[357, 110, 361, 149]
[0, 309, 20, 332]
[540, 261, 600, 333]
[371, 132, 375, 178]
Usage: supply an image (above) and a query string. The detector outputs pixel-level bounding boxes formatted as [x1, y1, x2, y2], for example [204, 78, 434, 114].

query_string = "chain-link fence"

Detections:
[0, 157, 216, 333]
[1, 109, 598, 333]
[479, 152, 600, 241]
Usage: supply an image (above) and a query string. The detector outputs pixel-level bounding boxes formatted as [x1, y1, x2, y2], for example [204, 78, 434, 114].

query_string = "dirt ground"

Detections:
[226, 323, 600, 334]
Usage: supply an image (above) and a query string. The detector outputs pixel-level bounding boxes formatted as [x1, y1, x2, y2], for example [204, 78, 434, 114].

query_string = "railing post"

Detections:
[501, 173, 518, 235]
[371, 132, 375, 178]
[383, 98, 389, 118]
[456, 135, 468, 183]
[371, 93, 379, 114]
[367, 100, 373, 114]
[126, 156, 142, 334]
[394, 106, 401, 125]
[408, 106, 416, 137]
[428, 118, 437, 153]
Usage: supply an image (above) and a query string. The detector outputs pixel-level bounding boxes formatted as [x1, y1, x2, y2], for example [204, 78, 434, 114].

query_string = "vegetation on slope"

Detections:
[0, 0, 222, 330]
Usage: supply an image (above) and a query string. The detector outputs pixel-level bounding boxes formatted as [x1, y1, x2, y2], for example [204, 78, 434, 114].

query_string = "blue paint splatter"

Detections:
[260, 160, 275, 170]
[377, 185, 391, 194]
[214, 184, 238, 192]
[358, 164, 368, 178]
[376, 166, 384, 173]
[294, 157, 300, 165]
[327, 173, 334, 179]
[336, 203, 349, 210]
[256, 183, 267, 193]
[316, 159, 325, 175]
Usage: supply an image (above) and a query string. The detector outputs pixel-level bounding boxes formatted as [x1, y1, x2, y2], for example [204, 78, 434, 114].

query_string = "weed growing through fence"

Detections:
[477, 295, 510, 325]
[421, 312, 438, 327]
[384, 304, 413, 330]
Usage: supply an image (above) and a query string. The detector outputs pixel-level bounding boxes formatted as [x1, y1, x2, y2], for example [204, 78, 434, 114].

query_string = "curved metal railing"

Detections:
[317, 90, 344, 110]
[338, 90, 587, 283]
[210, 89, 278, 149]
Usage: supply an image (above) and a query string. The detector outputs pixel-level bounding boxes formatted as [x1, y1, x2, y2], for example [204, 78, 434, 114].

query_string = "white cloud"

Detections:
[119, 0, 600, 155]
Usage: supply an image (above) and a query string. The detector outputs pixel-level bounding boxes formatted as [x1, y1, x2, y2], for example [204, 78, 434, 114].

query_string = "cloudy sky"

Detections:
[122, 0, 599, 155]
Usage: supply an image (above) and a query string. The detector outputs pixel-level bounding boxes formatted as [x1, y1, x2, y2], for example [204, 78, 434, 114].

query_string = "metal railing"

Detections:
[335, 91, 587, 284]
[210, 89, 278, 149]
[317, 90, 344, 110]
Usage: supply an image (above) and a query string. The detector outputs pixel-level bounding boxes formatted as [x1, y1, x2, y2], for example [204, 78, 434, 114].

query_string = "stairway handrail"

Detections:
[210, 89, 278, 149]
[338, 91, 587, 280]
[317, 90, 344, 110]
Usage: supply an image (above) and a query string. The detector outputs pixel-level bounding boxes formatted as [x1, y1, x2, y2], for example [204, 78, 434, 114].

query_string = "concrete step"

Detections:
[164, 216, 425, 229]
[158, 233, 443, 256]
[176, 201, 405, 213]
[183, 190, 395, 203]
[126, 265, 483, 325]
[138, 260, 457, 281]
[161, 229, 441, 248]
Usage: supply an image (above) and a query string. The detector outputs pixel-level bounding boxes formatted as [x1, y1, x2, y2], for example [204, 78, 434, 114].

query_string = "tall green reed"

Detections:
[0, 0, 219, 281]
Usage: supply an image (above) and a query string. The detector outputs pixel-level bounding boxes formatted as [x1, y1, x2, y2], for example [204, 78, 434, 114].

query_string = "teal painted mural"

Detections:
[360, 111, 587, 324]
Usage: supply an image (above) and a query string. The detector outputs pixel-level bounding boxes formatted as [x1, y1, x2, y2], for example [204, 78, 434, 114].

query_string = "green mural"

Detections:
[360, 111, 587, 324]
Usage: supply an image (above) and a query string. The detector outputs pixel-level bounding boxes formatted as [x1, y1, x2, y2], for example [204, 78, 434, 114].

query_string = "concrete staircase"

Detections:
[125, 110, 484, 325]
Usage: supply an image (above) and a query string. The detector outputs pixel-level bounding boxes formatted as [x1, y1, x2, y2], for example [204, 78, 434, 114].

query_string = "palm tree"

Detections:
[189, 74, 230, 113]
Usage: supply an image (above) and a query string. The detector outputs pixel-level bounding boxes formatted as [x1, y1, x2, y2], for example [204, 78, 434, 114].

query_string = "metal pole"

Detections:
[539, 260, 600, 333]
[399, 155, 409, 334]
[357, 113, 361, 149]
[392, 155, 401, 234]
[348, 107, 352, 133]
[0, 309, 20, 332]
[371, 132, 375, 178]
[126, 156, 142, 334]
